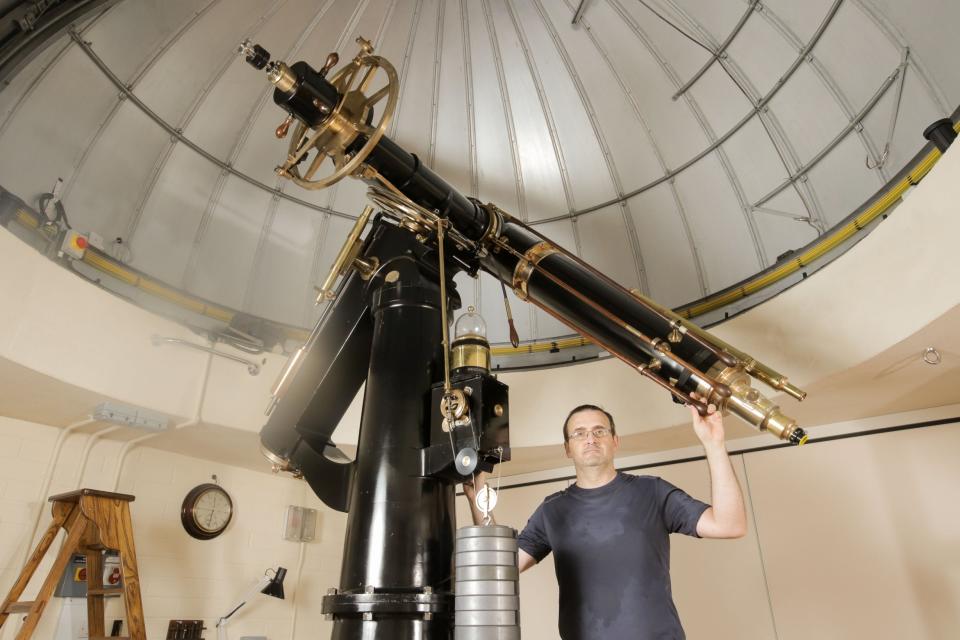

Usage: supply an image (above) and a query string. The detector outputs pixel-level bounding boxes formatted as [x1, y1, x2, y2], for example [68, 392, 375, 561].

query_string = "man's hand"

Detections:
[462, 472, 491, 525]
[462, 471, 488, 502]
[689, 393, 725, 450]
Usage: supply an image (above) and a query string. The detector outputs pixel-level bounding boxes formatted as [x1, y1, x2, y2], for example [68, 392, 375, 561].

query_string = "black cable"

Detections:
[37, 192, 71, 229]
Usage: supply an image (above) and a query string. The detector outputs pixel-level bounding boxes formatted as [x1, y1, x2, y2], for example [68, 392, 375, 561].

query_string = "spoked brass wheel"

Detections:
[278, 37, 398, 190]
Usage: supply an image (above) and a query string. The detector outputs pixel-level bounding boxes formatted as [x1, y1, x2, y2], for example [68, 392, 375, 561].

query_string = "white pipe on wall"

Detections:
[70, 424, 124, 488]
[110, 350, 214, 492]
[289, 540, 307, 640]
[19, 416, 95, 566]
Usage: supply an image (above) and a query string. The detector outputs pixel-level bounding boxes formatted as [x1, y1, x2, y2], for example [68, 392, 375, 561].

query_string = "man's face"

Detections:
[563, 409, 620, 469]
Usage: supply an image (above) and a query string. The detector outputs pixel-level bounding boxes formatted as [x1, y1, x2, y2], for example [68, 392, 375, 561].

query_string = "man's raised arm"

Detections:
[689, 397, 748, 539]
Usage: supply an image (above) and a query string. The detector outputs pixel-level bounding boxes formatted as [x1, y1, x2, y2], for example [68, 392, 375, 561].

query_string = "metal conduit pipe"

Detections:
[110, 351, 214, 491]
[288, 540, 308, 640]
[151, 335, 260, 375]
[70, 424, 124, 488]
[19, 417, 95, 566]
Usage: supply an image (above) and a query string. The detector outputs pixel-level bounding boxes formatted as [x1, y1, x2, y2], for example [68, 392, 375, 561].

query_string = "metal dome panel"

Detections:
[0, 0, 956, 354]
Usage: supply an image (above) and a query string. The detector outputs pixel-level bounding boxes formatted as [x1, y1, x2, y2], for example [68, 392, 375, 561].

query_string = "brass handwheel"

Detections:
[278, 38, 399, 190]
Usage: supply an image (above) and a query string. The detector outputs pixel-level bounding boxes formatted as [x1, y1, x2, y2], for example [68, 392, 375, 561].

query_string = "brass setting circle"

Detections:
[280, 39, 399, 191]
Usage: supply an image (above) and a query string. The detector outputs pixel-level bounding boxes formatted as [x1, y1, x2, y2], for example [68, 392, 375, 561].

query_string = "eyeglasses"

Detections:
[567, 427, 612, 441]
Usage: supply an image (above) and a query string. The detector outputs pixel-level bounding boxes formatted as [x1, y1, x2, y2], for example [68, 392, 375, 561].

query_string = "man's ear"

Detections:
[563, 441, 571, 459]
[612, 434, 621, 453]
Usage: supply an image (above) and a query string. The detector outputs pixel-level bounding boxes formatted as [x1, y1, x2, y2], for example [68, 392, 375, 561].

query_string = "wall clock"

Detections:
[180, 482, 233, 540]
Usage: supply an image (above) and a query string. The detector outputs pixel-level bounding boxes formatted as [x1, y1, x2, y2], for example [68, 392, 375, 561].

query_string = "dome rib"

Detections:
[851, 0, 950, 113]
[386, 0, 424, 140]
[556, 0, 707, 294]
[606, 0, 767, 276]
[678, 5, 829, 245]
[0, 11, 103, 140]
[130, 1, 287, 285]
[60, 0, 224, 211]
[527, 0, 647, 292]
[671, 0, 759, 100]
[477, 0, 528, 223]
[532, 0, 845, 223]
[759, 4, 887, 174]
[427, 0, 445, 167]
[459, 0, 479, 200]
[755, 60, 905, 210]
[181, 0, 312, 293]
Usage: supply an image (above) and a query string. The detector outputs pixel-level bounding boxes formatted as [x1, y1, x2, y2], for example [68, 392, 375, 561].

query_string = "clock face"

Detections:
[181, 484, 233, 540]
[193, 488, 232, 532]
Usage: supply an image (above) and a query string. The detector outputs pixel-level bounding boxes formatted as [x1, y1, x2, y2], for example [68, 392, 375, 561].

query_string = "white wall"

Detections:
[3, 406, 959, 638]
[0, 416, 347, 640]
[455, 418, 960, 640]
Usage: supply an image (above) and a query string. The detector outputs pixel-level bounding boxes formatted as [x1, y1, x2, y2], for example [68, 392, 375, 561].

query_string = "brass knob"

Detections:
[320, 52, 339, 77]
[355, 36, 373, 55]
[275, 114, 293, 139]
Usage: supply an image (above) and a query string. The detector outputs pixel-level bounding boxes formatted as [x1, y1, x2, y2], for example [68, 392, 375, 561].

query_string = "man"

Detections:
[463, 397, 746, 639]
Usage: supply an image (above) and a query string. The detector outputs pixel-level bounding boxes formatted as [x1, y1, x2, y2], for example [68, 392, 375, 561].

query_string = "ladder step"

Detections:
[4, 601, 36, 614]
[86, 586, 123, 596]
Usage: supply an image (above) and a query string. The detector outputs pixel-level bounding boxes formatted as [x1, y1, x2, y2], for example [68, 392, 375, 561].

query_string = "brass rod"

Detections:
[533, 299, 707, 412]
[497, 238, 726, 401]
[317, 204, 374, 302]
[635, 290, 806, 401]
[437, 219, 452, 395]
[520, 224, 731, 363]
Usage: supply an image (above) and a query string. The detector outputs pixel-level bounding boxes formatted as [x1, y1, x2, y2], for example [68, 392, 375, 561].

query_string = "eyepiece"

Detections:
[238, 39, 271, 70]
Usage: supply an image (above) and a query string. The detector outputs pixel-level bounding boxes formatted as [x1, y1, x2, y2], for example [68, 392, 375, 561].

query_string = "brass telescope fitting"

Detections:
[630, 289, 808, 402]
[705, 364, 808, 445]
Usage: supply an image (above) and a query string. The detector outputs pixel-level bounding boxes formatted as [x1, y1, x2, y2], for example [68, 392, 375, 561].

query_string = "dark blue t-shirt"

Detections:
[518, 472, 710, 640]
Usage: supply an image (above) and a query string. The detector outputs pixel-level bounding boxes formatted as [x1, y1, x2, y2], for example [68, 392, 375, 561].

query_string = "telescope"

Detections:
[242, 37, 807, 639]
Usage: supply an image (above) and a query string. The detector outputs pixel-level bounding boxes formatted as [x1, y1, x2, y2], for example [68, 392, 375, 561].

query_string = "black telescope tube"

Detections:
[273, 60, 340, 127]
[288, 60, 720, 392]
[345, 127, 721, 390]
[481, 219, 721, 390]
[352, 135, 491, 241]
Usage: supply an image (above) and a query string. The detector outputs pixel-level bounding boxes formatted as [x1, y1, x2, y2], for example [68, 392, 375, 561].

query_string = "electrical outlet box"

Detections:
[60, 230, 88, 259]
[93, 402, 169, 431]
[283, 505, 318, 542]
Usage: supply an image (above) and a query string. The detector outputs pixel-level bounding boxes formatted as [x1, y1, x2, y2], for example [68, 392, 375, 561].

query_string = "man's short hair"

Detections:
[563, 404, 617, 441]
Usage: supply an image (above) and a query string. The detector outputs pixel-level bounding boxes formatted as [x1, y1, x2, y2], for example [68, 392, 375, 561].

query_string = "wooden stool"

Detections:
[0, 489, 146, 639]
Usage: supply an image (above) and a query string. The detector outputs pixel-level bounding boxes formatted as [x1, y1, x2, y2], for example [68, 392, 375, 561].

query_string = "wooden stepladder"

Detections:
[0, 489, 146, 639]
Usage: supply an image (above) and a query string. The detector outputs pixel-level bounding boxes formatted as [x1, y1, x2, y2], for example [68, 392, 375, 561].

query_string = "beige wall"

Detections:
[460, 419, 960, 640]
[3, 415, 958, 639]
[0, 416, 347, 640]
